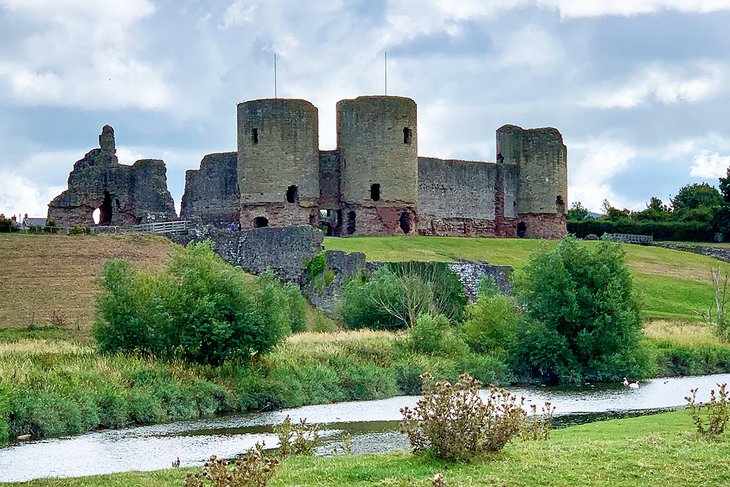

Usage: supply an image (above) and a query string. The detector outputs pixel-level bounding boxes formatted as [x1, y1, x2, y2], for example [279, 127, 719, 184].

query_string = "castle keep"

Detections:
[49, 95, 567, 239]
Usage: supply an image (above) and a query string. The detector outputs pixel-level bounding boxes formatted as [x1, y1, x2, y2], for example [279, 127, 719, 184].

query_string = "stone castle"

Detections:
[48, 95, 567, 239]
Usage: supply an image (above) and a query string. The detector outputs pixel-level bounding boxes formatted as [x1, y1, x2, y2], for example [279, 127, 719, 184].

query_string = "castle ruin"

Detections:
[182, 95, 567, 239]
[48, 125, 177, 227]
[49, 95, 567, 239]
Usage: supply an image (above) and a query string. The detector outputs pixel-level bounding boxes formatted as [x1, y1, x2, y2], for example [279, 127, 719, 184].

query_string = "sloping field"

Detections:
[324, 236, 730, 321]
[0, 234, 174, 337]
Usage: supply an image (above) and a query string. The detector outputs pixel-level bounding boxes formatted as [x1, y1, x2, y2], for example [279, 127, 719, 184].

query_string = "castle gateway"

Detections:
[182, 95, 567, 239]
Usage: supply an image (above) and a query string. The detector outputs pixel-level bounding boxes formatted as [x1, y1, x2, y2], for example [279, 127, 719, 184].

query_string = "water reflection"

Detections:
[1, 373, 728, 482]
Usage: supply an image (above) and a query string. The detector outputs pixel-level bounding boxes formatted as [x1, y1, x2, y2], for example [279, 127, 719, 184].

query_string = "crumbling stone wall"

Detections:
[496, 124, 567, 239]
[180, 152, 238, 227]
[48, 125, 177, 227]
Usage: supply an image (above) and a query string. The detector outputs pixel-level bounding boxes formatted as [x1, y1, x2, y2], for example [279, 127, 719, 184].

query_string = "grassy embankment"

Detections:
[324, 236, 729, 321]
[2, 234, 730, 444]
[9, 410, 730, 487]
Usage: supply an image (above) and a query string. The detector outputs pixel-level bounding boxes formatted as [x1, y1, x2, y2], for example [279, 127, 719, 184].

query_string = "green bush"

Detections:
[462, 294, 519, 355]
[0, 386, 11, 443]
[95, 241, 297, 365]
[339, 270, 404, 330]
[513, 237, 650, 384]
[282, 283, 308, 333]
[339, 264, 467, 330]
[408, 314, 469, 358]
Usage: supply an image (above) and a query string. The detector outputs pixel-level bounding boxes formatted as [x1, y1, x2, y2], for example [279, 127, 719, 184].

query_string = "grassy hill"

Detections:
[0, 234, 174, 338]
[1, 234, 724, 340]
[324, 236, 729, 321]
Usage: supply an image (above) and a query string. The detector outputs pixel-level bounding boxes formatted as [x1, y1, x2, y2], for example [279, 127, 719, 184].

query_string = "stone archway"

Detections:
[99, 190, 113, 226]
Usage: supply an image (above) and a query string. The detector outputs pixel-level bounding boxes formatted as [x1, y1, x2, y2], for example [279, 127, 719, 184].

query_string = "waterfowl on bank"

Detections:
[622, 377, 639, 388]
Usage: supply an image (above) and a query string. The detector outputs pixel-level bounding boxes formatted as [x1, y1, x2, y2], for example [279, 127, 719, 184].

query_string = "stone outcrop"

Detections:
[180, 152, 238, 227]
[48, 126, 177, 227]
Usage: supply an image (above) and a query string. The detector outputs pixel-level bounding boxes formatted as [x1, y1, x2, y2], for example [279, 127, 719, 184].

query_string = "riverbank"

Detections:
[3, 326, 730, 446]
[7, 409, 729, 487]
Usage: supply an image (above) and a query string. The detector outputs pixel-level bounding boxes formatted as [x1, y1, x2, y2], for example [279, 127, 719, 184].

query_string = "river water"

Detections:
[1, 373, 728, 483]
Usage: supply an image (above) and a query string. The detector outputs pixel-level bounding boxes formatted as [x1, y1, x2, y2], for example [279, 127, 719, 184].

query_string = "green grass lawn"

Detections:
[11, 410, 729, 487]
[324, 237, 729, 321]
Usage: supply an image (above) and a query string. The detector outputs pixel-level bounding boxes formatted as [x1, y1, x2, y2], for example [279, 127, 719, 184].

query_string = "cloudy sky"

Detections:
[1, 0, 730, 218]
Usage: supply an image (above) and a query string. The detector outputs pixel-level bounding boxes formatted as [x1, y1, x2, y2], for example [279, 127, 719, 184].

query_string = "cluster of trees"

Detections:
[568, 169, 730, 241]
[339, 238, 648, 384]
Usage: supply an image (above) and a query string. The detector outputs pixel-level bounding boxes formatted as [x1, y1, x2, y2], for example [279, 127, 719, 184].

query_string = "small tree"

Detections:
[512, 236, 649, 383]
[566, 201, 589, 221]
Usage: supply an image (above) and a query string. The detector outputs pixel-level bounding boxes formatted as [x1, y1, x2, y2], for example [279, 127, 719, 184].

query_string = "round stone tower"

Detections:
[496, 124, 567, 239]
[336, 95, 418, 236]
[237, 98, 320, 229]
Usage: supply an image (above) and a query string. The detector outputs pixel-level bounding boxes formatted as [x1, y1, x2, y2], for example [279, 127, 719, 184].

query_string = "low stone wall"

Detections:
[651, 242, 730, 263]
[172, 225, 324, 284]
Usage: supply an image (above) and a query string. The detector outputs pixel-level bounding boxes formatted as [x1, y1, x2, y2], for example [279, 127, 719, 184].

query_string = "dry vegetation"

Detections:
[0, 233, 174, 338]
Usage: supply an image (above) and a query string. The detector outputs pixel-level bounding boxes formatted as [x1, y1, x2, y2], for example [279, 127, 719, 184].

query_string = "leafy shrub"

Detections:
[339, 270, 404, 330]
[310, 309, 337, 333]
[685, 383, 729, 437]
[340, 264, 467, 330]
[95, 241, 296, 365]
[273, 415, 320, 457]
[282, 283, 308, 333]
[68, 226, 90, 235]
[0, 386, 11, 443]
[184, 444, 278, 487]
[335, 363, 398, 400]
[652, 340, 730, 376]
[462, 294, 519, 355]
[400, 373, 526, 461]
[513, 237, 650, 384]
[458, 354, 510, 386]
[408, 314, 469, 358]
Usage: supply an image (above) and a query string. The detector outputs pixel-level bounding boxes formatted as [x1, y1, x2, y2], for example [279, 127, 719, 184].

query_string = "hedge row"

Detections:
[568, 219, 715, 242]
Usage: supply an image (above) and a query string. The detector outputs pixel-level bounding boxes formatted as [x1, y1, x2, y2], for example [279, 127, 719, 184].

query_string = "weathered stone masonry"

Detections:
[181, 95, 567, 239]
[48, 126, 177, 227]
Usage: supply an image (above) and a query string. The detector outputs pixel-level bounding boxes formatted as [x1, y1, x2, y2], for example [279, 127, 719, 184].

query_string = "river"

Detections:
[1, 373, 728, 483]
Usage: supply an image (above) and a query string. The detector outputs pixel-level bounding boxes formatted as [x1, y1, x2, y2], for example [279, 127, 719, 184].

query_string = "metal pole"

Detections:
[274, 53, 277, 98]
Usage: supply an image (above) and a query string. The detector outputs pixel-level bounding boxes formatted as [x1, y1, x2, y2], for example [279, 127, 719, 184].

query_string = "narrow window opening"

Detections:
[252, 128, 259, 144]
[517, 221, 527, 238]
[346, 211, 356, 235]
[497, 153, 504, 164]
[399, 211, 412, 234]
[286, 185, 299, 203]
[322, 222, 334, 236]
[370, 183, 381, 201]
[253, 216, 269, 228]
[556, 195, 565, 215]
[403, 127, 412, 144]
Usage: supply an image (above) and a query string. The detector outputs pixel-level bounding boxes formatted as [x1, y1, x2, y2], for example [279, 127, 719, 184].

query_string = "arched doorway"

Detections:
[99, 190, 113, 226]
[399, 211, 412, 234]
[517, 221, 527, 238]
[253, 216, 269, 228]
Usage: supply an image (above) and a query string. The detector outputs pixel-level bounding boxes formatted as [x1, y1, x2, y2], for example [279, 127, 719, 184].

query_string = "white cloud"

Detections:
[581, 63, 724, 109]
[0, 171, 64, 217]
[537, 0, 730, 19]
[0, 0, 171, 110]
[690, 150, 730, 178]
[497, 25, 565, 71]
[568, 138, 638, 211]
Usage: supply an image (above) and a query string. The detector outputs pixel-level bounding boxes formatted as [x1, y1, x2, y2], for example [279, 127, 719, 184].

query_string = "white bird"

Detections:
[623, 377, 639, 388]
